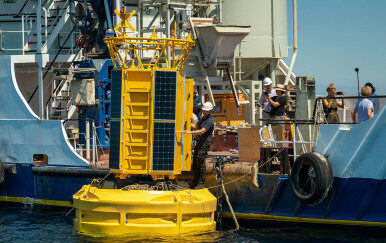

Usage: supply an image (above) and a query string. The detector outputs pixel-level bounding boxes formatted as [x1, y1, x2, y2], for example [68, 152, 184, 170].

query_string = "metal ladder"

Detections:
[23, 0, 77, 53]
[48, 67, 75, 120]
[124, 86, 152, 172]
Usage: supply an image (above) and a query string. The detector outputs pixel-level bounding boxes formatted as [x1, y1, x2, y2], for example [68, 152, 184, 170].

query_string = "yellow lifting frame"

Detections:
[106, 10, 195, 180]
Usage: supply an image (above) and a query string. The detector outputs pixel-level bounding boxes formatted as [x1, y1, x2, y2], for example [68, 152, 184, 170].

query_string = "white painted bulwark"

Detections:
[0, 55, 88, 166]
[0, 56, 39, 119]
[316, 105, 386, 180]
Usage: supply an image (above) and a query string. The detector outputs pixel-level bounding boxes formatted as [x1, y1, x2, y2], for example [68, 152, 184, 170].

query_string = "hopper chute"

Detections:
[195, 25, 251, 68]
[193, 24, 250, 107]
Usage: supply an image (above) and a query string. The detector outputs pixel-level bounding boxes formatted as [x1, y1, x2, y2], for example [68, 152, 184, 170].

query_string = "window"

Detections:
[33, 154, 48, 166]
[212, 101, 222, 113]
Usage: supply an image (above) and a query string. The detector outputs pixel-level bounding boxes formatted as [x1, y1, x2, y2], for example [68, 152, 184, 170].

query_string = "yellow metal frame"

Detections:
[105, 9, 195, 180]
[104, 35, 195, 71]
[105, 8, 194, 72]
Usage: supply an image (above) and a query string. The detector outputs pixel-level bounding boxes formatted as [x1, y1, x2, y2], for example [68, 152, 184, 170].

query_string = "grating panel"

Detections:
[154, 71, 177, 120]
[111, 69, 122, 119]
[109, 120, 121, 169]
[152, 122, 175, 171]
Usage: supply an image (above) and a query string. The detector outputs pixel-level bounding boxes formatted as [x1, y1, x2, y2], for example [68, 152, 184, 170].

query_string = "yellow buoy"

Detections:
[72, 8, 216, 236]
[73, 185, 216, 236]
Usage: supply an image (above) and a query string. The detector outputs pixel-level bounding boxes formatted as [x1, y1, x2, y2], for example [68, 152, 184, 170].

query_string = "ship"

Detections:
[0, 0, 385, 228]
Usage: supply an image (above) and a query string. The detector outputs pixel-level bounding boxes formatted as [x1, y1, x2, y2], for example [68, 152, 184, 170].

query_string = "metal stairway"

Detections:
[23, 0, 77, 53]
[48, 66, 75, 120]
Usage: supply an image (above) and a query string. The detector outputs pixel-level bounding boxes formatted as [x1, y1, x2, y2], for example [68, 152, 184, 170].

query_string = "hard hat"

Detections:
[202, 102, 213, 111]
[263, 77, 272, 86]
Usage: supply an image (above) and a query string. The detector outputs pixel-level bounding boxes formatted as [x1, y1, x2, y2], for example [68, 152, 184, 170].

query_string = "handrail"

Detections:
[28, 27, 76, 104]
[259, 123, 316, 160]
[45, 1, 69, 37]
[18, 0, 30, 15]
[18, 0, 50, 16]
[19, 0, 68, 52]
[311, 95, 386, 120]
[44, 47, 82, 108]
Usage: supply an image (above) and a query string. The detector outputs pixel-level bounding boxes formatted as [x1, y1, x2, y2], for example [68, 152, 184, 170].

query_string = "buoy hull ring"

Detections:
[72, 186, 217, 236]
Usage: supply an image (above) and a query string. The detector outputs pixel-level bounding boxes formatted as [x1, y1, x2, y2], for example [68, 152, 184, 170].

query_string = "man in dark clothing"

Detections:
[185, 102, 214, 189]
[193, 87, 203, 118]
[267, 84, 287, 120]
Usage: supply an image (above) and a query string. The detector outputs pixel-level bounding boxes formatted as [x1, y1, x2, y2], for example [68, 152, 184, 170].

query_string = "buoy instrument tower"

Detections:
[72, 8, 217, 236]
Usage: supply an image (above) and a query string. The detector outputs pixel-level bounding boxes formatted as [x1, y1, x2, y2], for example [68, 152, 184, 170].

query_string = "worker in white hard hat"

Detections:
[185, 102, 214, 189]
[193, 86, 203, 118]
[257, 77, 277, 125]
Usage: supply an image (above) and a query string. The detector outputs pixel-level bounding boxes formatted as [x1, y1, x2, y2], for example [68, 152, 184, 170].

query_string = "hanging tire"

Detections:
[290, 152, 333, 205]
[0, 160, 4, 187]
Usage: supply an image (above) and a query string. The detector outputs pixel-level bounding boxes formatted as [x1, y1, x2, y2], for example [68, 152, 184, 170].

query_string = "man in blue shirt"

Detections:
[257, 77, 277, 125]
[193, 87, 203, 118]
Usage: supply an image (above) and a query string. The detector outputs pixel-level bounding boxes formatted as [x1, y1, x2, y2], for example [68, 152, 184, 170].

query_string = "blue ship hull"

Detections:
[0, 163, 96, 207]
[2, 164, 385, 227]
[220, 174, 386, 227]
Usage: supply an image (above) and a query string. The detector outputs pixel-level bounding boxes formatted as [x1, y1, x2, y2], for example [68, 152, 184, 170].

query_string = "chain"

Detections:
[121, 182, 166, 191]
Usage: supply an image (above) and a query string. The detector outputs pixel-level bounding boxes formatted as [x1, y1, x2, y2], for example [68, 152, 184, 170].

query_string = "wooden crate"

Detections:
[238, 125, 286, 162]
[238, 127, 261, 162]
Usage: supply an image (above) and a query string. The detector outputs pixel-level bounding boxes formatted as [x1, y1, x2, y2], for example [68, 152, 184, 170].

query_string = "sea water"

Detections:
[0, 205, 384, 243]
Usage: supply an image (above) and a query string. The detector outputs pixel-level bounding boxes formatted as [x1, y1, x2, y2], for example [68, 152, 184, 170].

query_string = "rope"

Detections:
[210, 148, 283, 230]
[65, 174, 111, 216]
[221, 179, 239, 230]
[165, 147, 286, 192]
[66, 148, 286, 219]
[206, 147, 285, 190]
[65, 207, 75, 217]
[86, 179, 100, 200]
[121, 182, 166, 191]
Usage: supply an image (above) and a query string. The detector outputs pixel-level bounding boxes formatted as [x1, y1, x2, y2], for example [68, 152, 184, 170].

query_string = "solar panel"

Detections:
[109, 70, 122, 169]
[111, 69, 122, 119]
[152, 122, 175, 171]
[109, 120, 121, 169]
[154, 70, 177, 120]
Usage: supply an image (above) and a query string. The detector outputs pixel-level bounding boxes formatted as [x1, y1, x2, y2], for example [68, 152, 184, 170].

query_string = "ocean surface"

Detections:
[0, 205, 385, 243]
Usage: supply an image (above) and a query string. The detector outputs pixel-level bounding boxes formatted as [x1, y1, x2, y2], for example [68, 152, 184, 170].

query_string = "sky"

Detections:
[285, 0, 386, 96]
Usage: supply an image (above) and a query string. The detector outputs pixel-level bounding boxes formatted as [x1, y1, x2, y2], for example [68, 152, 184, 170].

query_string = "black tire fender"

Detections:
[290, 152, 333, 205]
[0, 160, 4, 187]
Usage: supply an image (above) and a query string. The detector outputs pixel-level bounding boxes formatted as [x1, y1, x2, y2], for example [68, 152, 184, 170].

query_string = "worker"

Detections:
[322, 83, 345, 123]
[365, 82, 380, 114]
[191, 112, 199, 148]
[257, 77, 277, 125]
[185, 102, 214, 189]
[352, 85, 374, 123]
[193, 86, 203, 118]
[268, 84, 287, 120]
